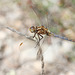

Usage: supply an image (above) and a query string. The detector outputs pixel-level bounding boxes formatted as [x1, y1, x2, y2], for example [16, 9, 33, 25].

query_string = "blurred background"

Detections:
[0, 0, 75, 75]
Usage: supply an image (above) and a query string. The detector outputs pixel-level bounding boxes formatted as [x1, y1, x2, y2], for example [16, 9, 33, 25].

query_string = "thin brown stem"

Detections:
[37, 42, 45, 75]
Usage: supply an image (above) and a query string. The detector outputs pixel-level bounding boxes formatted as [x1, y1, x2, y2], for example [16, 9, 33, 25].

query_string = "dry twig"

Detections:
[0, 25, 35, 41]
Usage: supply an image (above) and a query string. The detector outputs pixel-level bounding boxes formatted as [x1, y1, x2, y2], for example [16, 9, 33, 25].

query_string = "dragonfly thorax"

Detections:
[29, 26, 52, 36]
[46, 30, 51, 36]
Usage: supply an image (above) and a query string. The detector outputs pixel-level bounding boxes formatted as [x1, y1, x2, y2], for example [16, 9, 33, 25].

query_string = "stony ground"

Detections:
[0, 0, 75, 75]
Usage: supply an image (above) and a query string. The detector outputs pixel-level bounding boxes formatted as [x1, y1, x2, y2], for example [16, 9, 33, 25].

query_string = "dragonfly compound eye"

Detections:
[29, 26, 35, 33]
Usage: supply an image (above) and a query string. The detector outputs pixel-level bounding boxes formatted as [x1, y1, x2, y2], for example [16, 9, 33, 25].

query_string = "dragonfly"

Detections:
[19, 2, 75, 75]
[27, 0, 75, 44]
[20, 0, 75, 47]
[29, 25, 75, 44]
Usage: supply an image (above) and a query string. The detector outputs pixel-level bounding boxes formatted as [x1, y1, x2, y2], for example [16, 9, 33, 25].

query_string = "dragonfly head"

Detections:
[29, 26, 36, 33]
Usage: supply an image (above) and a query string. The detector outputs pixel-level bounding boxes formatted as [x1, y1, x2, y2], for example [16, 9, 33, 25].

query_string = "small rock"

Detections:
[0, 31, 7, 39]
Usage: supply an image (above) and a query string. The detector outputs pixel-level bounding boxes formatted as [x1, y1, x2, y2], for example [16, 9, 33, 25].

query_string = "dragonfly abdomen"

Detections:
[51, 32, 75, 42]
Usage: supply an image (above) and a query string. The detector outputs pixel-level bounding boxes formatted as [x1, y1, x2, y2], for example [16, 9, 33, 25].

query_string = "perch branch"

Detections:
[0, 25, 35, 41]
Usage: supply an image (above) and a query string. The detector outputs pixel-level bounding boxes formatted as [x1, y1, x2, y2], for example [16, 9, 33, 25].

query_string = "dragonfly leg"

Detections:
[36, 34, 43, 46]
[34, 34, 40, 48]
[39, 34, 43, 41]
[33, 26, 38, 38]
[37, 34, 40, 42]
[33, 32, 37, 38]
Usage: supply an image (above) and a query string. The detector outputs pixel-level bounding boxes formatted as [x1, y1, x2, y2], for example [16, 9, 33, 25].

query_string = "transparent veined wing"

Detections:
[27, 0, 75, 43]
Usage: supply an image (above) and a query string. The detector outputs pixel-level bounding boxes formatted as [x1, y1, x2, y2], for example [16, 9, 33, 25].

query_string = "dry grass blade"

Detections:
[37, 43, 45, 75]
